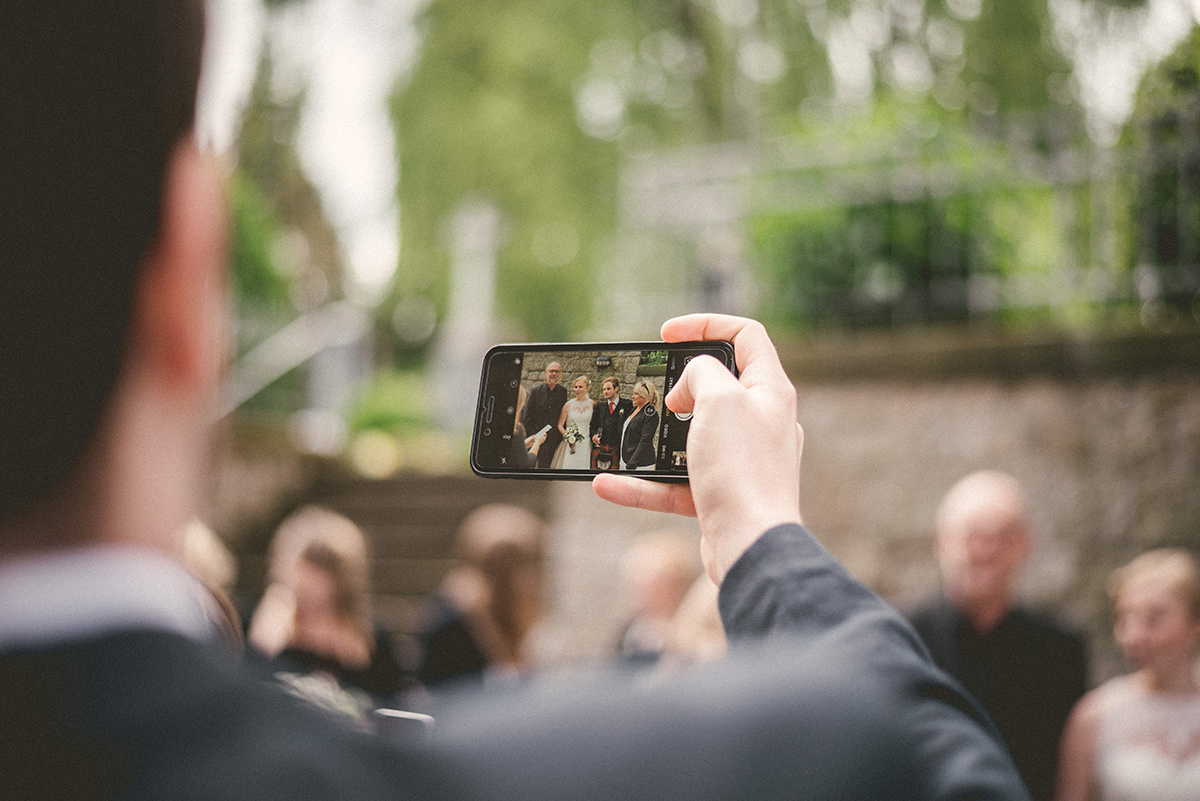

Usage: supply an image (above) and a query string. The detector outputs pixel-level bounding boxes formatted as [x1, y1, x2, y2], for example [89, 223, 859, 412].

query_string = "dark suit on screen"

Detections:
[0, 525, 1030, 801]
[590, 396, 633, 465]
[519, 382, 568, 468]
[620, 403, 658, 469]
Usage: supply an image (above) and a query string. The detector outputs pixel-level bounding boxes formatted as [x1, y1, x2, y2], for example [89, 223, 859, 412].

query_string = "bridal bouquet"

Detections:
[563, 422, 584, 452]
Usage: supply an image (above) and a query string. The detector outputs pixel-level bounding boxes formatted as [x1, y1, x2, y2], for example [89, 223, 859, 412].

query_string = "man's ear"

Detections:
[133, 139, 228, 397]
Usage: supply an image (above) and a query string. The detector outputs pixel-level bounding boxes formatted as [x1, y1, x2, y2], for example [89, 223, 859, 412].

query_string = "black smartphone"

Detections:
[470, 341, 736, 481]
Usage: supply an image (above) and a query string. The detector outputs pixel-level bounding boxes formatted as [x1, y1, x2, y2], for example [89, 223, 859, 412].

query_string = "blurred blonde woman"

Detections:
[1055, 549, 1200, 801]
[247, 506, 404, 703]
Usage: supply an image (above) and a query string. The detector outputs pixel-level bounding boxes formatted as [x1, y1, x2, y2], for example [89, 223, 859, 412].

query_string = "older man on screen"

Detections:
[520, 362, 567, 468]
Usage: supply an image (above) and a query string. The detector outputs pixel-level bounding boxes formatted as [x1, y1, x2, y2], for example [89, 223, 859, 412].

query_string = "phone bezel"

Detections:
[469, 340, 736, 482]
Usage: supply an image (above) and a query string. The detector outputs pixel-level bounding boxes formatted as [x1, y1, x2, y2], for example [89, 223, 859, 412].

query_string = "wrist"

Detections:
[703, 512, 802, 585]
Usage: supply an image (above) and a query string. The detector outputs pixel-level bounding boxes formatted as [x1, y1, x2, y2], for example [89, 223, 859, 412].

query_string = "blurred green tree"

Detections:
[1125, 25, 1200, 313]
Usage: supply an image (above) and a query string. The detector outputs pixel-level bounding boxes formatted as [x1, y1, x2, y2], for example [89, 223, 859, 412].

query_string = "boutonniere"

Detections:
[618, 408, 626, 416]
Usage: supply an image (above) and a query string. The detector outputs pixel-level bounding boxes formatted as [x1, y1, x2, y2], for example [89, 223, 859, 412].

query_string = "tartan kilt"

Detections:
[592, 444, 616, 470]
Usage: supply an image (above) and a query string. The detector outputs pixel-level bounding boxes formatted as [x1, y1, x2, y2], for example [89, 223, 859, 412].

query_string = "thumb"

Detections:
[665, 354, 741, 416]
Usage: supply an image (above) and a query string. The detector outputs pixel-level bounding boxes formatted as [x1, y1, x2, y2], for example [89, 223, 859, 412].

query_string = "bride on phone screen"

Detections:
[551, 376, 594, 470]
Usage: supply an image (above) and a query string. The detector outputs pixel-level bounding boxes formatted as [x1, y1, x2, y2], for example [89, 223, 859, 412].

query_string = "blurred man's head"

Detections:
[0, 2, 218, 551]
[933, 470, 1031, 628]
[544, 363, 562, 388]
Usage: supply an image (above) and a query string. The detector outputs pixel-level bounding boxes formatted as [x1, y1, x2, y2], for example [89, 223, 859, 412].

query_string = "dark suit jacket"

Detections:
[906, 596, 1087, 801]
[620, 403, 658, 468]
[1, 526, 1029, 801]
[589, 397, 633, 448]
[520, 383, 567, 468]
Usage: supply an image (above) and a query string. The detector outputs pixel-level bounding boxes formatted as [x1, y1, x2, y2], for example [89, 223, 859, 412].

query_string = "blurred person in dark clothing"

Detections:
[416, 505, 545, 692]
[246, 506, 406, 708]
[0, 3, 1030, 799]
[906, 470, 1089, 801]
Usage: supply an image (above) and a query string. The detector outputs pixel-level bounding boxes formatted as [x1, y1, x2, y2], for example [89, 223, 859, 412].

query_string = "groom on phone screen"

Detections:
[590, 376, 633, 471]
[520, 362, 568, 468]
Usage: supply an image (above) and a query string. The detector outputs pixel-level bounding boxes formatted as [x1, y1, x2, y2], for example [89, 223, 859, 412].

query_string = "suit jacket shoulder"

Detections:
[0, 632, 459, 801]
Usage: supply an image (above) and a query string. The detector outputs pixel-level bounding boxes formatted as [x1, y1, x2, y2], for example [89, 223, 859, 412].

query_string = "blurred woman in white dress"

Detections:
[1055, 548, 1200, 801]
[551, 376, 594, 470]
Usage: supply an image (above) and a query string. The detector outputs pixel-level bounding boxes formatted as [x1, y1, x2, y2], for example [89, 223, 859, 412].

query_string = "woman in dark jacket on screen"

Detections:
[620, 380, 659, 470]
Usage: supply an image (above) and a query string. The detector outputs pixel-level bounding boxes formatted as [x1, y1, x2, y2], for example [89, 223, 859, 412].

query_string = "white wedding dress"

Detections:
[552, 399, 594, 469]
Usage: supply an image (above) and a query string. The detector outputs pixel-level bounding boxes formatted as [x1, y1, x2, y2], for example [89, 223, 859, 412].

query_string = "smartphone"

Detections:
[470, 341, 736, 481]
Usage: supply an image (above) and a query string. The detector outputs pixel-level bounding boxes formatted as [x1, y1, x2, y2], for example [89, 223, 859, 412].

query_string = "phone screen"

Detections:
[470, 341, 735, 481]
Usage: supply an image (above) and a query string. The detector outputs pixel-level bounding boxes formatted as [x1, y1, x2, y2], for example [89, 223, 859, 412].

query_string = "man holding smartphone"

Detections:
[0, 3, 1028, 800]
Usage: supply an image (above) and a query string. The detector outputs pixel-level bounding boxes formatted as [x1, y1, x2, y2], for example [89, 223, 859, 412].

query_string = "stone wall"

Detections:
[520, 350, 666, 403]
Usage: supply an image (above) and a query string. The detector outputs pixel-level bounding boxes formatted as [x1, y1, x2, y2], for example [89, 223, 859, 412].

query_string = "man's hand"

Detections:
[593, 314, 803, 585]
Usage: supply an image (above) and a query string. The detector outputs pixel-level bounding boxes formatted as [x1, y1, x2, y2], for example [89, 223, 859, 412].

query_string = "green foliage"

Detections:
[229, 172, 290, 309]
[958, 0, 1074, 119]
[749, 101, 1100, 330]
[347, 369, 431, 434]
[388, 0, 1155, 343]
[390, 0, 832, 342]
[393, 0, 617, 341]
[639, 350, 668, 366]
[1125, 26, 1200, 306]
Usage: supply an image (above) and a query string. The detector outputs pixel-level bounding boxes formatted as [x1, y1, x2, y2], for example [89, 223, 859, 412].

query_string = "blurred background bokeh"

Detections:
[198, 0, 1200, 681]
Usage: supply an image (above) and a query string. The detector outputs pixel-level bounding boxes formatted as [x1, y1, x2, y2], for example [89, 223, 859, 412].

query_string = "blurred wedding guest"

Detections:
[246, 506, 405, 706]
[416, 504, 545, 691]
[550, 375, 594, 469]
[620, 379, 659, 470]
[906, 470, 1088, 801]
[1055, 548, 1200, 801]
[181, 518, 243, 654]
[520, 361, 567, 468]
[661, 574, 727, 668]
[510, 384, 548, 468]
[617, 530, 701, 665]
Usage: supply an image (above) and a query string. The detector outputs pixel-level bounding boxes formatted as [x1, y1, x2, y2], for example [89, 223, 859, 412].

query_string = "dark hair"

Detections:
[0, 2, 206, 520]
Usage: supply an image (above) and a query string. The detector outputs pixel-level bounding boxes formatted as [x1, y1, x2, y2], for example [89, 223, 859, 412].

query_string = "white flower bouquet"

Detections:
[564, 422, 583, 452]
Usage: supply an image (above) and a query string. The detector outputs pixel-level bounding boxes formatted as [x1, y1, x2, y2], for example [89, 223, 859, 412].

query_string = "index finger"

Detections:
[660, 314, 790, 389]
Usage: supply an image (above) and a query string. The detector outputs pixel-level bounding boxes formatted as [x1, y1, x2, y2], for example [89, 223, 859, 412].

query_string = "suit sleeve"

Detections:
[520, 385, 539, 434]
[589, 405, 601, 438]
[718, 524, 1030, 801]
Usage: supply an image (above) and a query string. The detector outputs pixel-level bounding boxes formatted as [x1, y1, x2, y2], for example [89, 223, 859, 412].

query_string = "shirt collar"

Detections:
[0, 545, 218, 652]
